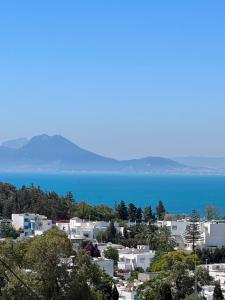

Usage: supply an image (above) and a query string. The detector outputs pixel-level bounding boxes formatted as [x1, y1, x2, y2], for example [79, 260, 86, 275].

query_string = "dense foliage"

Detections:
[97, 221, 175, 252]
[213, 281, 224, 300]
[156, 200, 166, 220]
[197, 247, 225, 264]
[121, 223, 176, 250]
[103, 247, 119, 266]
[0, 229, 118, 300]
[0, 183, 166, 222]
[0, 183, 73, 220]
[138, 251, 212, 300]
[0, 224, 20, 239]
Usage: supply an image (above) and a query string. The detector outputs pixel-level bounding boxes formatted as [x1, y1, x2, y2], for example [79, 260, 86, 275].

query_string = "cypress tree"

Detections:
[143, 206, 155, 223]
[106, 221, 117, 242]
[156, 200, 166, 220]
[136, 207, 143, 222]
[123, 226, 129, 239]
[116, 200, 128, 220]
[213, 281, 224, 300]
[111, 285, 119, 300]
[128, 203, 137, 222]
[184, 210, 203, 251]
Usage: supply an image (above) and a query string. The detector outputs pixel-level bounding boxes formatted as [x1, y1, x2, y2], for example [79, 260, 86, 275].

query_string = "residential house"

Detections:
[118, 245, 155, 271]
[12, 213, 52, 237]
[93, 257, 114, 277]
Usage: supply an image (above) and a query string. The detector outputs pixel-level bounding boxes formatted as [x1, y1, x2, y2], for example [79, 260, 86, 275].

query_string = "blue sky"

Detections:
[0, 0, 224, 158]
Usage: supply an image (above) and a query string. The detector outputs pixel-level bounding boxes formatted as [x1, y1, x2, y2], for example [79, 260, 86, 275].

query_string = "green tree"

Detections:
[111, 285, 119, 300]
[24, 229, 72, 299]
[128, 267, 144, 281]
[141, 251, 212, 300]
[213, 281, 224, 300]
[143, 206, 155, 223]
[94, 205, 114, 221]
[151, 250, 197, 272]
[136, 208, 143, 222]
[118, 223, 175, 251]
[159, 283, 172, 300]
[196, 247, 225, 264]
[103, 247, 119, 266]
[156, 200, 166, 220]
[116, 201, 128, 220]
[205, 205, 219, 220]
[128, 203, 137, 222]
[184, 210, 203, 251]
[106, 221, 117, 242]
[123, 226, 129, 239]
[96, 231, 109, 243]
[0, 230, 117, 300]
[1, 224, 20, 239]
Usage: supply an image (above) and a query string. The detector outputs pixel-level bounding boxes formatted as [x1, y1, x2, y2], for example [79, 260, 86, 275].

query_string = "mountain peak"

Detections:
[0, 134, 191, 173]
[27, 134, 77, 147]
[30, 134, 66, 141]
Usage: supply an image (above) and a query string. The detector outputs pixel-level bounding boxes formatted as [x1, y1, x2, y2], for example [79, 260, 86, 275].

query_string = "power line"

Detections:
[0, 257, 40, 299]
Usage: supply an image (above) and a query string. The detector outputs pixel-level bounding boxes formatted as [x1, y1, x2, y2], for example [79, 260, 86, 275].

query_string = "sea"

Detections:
[0, 173, 225, 215]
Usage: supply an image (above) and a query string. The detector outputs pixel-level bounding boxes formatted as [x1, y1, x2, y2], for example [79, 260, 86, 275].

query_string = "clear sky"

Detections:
[0, 0, 224, 159]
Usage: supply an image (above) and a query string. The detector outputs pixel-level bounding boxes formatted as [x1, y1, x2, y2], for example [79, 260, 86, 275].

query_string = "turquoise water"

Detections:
[0, 173, 225, 215]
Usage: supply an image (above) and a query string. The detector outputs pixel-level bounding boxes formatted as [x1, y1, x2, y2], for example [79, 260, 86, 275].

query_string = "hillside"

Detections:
[0, 134, 188, 174]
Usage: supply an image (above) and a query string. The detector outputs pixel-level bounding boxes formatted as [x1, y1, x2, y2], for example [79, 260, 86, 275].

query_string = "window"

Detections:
[172, 225, 177, 230]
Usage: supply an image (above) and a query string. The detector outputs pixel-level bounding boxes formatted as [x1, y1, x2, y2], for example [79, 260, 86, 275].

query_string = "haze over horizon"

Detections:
[0, 1, 224, 159]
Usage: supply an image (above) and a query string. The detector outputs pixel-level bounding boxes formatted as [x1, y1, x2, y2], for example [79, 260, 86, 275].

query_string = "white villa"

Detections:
[56, 217, 122, 242]
[12, 213, 52, 237]
[201, 264, 225, 299]
[118, 245, 155, 271]
[158, 219, 225, 250]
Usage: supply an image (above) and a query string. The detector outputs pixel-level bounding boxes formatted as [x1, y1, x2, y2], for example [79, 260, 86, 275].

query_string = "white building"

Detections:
[118, 287, 137, 300]
[117, 280, 139, 300]
[98, 243, 125, 255]
[118, 245, 155, 271]
[201, 264, 225, 299]
[158, 220, 190, 236]
[203, 221, 225, 248]
[55, 220, 70, 234]
[55, 218, 122, 242]
[158, 219, 225, 250]
[12, 213, 52, 237]
[202, 264, 225, 286]
[201, 285, 215, 300]
[158, 219, 190, 249]
[69, 217, 109, 240]
[93, 257, 114, 277]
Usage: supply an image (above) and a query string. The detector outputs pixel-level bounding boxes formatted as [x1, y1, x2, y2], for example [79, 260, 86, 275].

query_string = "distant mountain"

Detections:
[174, 156, 225, 170]
[2, 138, 28, 149]
[120, 156, 184, 173]
[0, 134, 189, 174]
